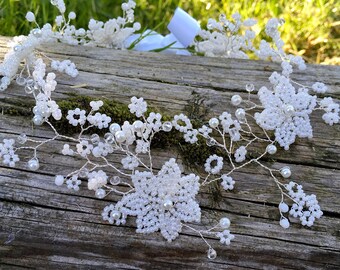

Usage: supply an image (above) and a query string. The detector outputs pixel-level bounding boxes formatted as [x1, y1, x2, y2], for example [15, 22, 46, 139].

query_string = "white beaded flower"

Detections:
[90, 100, 104, 111]
[121, 156, 139, 170]
[66, 175, 81, 191]
[184, 129, 198, 143]
[66, 108, 86, 126]
[108, 158, 201, 242]
[221, 175, 235, 191]
[234, 146, 247, 163]
[146, 112, 162, 131]
[87, 112, 111, 129]
[128, 97, 147, 117]
[88, 170, 108, 191]
[0, 139, 19, 167]
[198, 125, 212, 138]
[76, 140, 93, 157]
[173, 114, 192, 133]
[216, 230, 235, 245]
[204, 155, 223, 174]
[255, 76, 317, 150]
[136, 140, 150, 154]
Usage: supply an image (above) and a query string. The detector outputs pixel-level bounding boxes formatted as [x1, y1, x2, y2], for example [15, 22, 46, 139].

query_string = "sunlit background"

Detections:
[0, 0, 339, 64]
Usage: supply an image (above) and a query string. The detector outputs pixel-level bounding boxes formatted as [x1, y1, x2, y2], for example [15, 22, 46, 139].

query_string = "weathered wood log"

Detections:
[0, 36, 339, 269]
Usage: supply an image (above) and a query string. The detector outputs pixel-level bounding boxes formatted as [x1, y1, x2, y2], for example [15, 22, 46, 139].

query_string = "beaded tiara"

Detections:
[0, 0, 338, 259]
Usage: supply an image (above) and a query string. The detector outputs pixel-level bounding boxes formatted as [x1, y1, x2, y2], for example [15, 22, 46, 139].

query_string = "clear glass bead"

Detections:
[110, 176, 121, 185]
[206, 138, 216, 146]
[17, 133, 27, 144]
[16, 76, 26, 86]
[104, 133, 115, 144]
[90, 134, 100, 145]
[25, 85, 34, 94]
[26, 78, 34, 86]
[246, 83, 255, 92]
[207, 248, 217, 260]
[78, 168, 89, 178]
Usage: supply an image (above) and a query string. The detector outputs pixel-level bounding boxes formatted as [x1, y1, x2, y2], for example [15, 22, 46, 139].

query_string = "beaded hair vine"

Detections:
[0, 0, 339, 259]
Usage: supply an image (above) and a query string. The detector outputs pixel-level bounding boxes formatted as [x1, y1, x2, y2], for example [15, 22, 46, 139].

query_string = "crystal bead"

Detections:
[16, 76, 26, 86]
[90, 134, 100, 145]
[207, 248, 217, 260]
[246, 84, 255, 92]
[17, 133, 27, 144]
[104, 133, 115, 144]
[110, 176, 121, 185]
[206, 138, 216, 146]
[78, 168, 89, 178]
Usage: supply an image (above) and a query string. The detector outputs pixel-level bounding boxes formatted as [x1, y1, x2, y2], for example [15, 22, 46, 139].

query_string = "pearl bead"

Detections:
[104, 133, 115, 144]
[115, 131, 126, 143]
[112, 210, 121, 220]
[207, 248, 217, 260]
[32, 28, 42, 38]
[266, 144, 277, 155]
[280, 166, 291, 178]
[162, 121, 173, 132]
[13, 45, 22, 52]
[28, 158, 39, 171]
[133, 120, 144, 132]
[33, 106, 40, 115]
[283, 104, 295, 115]
[95, 188, 106, 199]
[109, 123, 121, 134]
[219, 217, 231, 229]
[163, 199, 173, 210]
[280, 218, 290, 229]
[209, 118, 219, 128]
[231, 95, 242, 106]
[32, 115, 44, 125]
[55, 175, 64, 186]
[90, 134, 100, 145]
[235, 108, 246, 121]
[110, 176, 121, 185]
[279, 202, 289, 213]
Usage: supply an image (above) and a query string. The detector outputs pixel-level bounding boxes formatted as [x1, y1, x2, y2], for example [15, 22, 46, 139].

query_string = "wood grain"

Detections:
[0, 36, 339, 269]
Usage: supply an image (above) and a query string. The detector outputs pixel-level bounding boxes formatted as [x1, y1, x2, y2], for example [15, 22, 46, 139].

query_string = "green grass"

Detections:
[0, 0, 339, 64]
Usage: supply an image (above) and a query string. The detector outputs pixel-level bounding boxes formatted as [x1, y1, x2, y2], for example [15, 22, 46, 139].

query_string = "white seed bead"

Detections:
[115, 131, 126, 143]
[231, 95, 242, 106]
[280, 166, 291, 178]
[28, 158, 39, 171]
[266, 144, 277, 155]
[279, 202, 289, 213]
[219, 217, 231, 229]
[209, 118, 219, 128]
[95, 188, 106, 199]
[280, 218, 290, 229]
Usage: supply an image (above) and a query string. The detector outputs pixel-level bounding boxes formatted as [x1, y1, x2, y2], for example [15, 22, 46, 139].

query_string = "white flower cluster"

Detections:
[0, 139, 19, 167]
[277, 181, 323, 229]
[195, 13, 257, 58]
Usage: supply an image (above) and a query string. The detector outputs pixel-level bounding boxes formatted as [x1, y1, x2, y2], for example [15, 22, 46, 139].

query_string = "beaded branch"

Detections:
[0, 0, 339, 260]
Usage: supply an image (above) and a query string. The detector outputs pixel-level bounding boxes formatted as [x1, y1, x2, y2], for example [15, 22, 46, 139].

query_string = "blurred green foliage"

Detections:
[0, 0, 339, 64]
